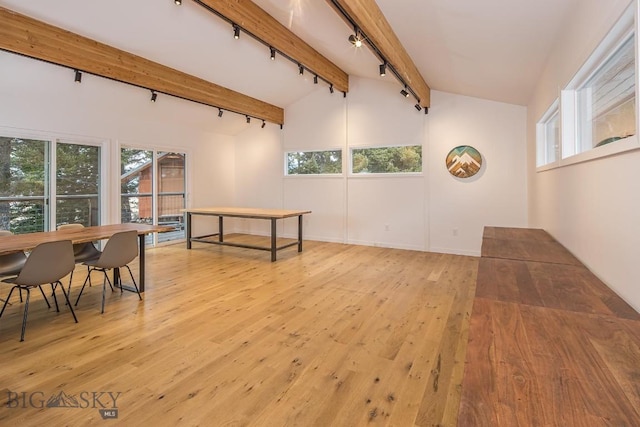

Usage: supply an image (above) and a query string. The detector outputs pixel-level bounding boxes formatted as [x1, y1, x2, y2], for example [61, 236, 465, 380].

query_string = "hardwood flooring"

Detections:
[0, 237, 477, 426]
[2, 230, 639, 426]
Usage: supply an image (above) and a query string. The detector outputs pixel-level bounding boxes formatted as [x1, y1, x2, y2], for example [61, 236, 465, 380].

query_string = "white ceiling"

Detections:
[1, 0, 579, 111]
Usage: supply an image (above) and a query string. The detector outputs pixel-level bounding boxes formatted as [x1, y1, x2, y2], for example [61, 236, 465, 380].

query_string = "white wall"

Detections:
[1, 48, 529, 259]
[234, 76, 528, 256]
[528, 0, 640, 310]
[0, 51, 236, 236]
[429, 91, 528, 255]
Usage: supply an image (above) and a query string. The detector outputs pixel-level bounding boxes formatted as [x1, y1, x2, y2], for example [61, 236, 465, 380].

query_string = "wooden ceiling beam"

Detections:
[194, 0, 349, 94]
[0, 6, 284, 124]
[327, 0, 430, 108]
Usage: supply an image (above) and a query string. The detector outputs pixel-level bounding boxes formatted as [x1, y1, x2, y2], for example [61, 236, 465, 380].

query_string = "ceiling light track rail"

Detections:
[194, 0, 341, 96]
[328, 0, 429, 113]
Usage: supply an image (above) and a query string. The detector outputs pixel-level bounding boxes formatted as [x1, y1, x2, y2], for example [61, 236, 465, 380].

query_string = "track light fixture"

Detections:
[174, 0, 182, 5]
[261, 120, 266, 129]
[150, 91, 157, 102]
[233, 24, 240, 39]
[400, 86, 409, 98]
[270, 47, 276, 61]
[314, 75, 318, 84]
[74, 69, 82, 83]
[298, 64, 304, 75]
[415, 104, 422, 111]
[246, 116, 251, 124]
[329, 84, 334, 94]
[348, 33, 363, 48]
[379, 63, 386, 77]
[218, 108, 223, 118]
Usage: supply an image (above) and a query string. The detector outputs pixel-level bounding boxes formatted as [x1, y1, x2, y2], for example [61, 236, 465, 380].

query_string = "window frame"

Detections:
[0, 127, 107, 233]
[536, 99, 560, 169]
[557, 3, 639, 168]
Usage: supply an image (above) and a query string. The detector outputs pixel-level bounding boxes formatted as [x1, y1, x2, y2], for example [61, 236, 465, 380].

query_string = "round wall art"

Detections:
[446, 145, 483, 178]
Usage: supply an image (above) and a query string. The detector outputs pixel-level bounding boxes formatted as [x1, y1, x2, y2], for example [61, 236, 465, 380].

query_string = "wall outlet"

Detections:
[452, 228, 458, 237]
[384, 224, 390, 231]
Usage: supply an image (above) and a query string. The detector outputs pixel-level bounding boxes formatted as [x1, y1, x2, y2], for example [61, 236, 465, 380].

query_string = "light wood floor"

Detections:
[0, 237, 478, 426]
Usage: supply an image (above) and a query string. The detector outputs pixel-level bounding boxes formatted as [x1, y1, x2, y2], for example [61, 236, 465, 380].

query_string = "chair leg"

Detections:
[66, 269, 74, 300]
[20, 288, 31, 342]
[101, 274, 107, 314]
[56, 280, 78, 324]
[87, 265, 93, 287]
[49, 283, 60, 312]
[0, 286, 18, 318]
[38, 286, 51, 309]
[124, 265, 143, 301]
[74, 269, 93, 306]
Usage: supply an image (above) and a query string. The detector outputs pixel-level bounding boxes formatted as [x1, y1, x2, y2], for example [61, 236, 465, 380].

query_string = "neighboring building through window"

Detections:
[351, 145, 422, 174]
[286, 150, 342, 175]
[121, 147, 186, 244]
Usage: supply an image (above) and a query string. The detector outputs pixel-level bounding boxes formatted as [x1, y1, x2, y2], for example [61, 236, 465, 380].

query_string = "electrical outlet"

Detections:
[452, 228, 458, 237]
[384, 224, 390, 231]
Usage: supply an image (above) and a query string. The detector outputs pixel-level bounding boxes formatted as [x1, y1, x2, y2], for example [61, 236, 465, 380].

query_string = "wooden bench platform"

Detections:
[458, 226, 640, 426]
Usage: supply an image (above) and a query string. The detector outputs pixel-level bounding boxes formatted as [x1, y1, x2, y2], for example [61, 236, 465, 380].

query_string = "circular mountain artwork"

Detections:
[446, 145, 482, 178]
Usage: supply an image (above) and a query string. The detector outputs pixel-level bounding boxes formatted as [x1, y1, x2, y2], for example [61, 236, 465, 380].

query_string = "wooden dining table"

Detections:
[0, 223, 170, 292]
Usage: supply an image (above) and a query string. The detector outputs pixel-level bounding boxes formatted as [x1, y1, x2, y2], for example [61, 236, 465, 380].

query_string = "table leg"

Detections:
[186, 212, 192, 249]
[139, 234, 146, 292]
[271, 218, 277, 262]
[298, 215, 303, 252]
[219, 216, 224, 243]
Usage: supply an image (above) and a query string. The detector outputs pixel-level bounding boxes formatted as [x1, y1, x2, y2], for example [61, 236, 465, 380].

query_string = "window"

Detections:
[56, 142, 100, 227]
[286, 150, 342, 175]
[562, 5, 636, 160]
[0, 135, 102, 234]
[121, 147, 186, 244]
[536, 100, 560, 167]
[0, 137, 47, 233]
[351, 145, 422, 174]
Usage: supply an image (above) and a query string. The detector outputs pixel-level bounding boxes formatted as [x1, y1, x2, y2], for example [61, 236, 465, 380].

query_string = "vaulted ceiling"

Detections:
[0, 0, 579, 127]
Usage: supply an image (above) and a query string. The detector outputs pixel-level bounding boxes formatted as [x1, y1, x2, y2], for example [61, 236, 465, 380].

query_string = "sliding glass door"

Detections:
[0, 136, 102, 234]
[121, 147, 186, 245]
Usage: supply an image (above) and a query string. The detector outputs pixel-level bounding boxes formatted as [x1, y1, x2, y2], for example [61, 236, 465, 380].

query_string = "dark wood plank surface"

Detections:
[460, 298, 640, 426]
[460, 226, 640, 426]
[483, 226, 556, 242]
[476, 257, 640, 320]
[481, 234, 583, 266]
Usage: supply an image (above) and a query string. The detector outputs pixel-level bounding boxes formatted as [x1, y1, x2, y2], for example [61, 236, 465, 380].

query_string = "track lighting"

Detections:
[415, 104, 422, 111]
[261, 120, 266, 128]
[329, 84, 334, 94]
[379, 63, 386, 77]
[400, 87, 409, 98]
[74, 69, 82, 83]
[233, 24, 240, 39]
[150, 91, 157, 102]
[246, 116, 251, 124]
[298, 64, 304, 75]
[218, 108, 223, 118]
[270, 47, 276, 60]
[314, 75, 318, 84]
[174, 0, 182, 4]
[348, 33, 363, 48]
